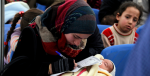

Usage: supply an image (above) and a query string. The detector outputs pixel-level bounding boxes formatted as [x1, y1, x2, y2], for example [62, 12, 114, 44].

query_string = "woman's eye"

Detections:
[73, 35, 77, 39]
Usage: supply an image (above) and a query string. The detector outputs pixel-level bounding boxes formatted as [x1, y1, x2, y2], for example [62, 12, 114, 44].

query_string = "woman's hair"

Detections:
[4, 8, 43, 57]
[115, 1, 143, 24]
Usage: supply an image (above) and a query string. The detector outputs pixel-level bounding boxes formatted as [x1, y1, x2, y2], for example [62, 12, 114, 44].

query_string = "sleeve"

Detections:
[10, 26, 51, 76]
[101, 33, 111, 48]
[10, 26, 74, 76]
[75, 26, 104, 62]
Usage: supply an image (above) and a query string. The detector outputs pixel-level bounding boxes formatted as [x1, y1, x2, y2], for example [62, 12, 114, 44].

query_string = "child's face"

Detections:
[116, 7, 140, 33]
[99, 59, 114, 73]
[65, 33, 91, 46]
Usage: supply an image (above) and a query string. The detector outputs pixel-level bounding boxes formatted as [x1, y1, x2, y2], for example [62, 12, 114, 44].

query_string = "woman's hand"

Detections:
[74, 60, 77, 69]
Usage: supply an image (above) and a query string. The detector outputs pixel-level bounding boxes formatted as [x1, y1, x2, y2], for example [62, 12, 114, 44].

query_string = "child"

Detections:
[60, 54, 116, 76]
[101, 1, 143, 48]
[4, 8, 44, 64]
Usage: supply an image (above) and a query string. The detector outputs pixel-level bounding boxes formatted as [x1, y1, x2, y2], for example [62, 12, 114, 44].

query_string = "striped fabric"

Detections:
[10, 35, 19, 51]
[6, 27, 21, 63]
[10, 27, 21, 51]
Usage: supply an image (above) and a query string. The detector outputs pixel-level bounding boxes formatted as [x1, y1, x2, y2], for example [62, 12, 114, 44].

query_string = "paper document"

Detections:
[71, 56, 102, 72]
[51, 56, 102, 76]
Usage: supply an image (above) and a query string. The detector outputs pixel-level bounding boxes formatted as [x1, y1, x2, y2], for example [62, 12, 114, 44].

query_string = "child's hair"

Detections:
[115, 1, 143, 24]
[101, 15, 117, 25]
[4, 8, 43, 57]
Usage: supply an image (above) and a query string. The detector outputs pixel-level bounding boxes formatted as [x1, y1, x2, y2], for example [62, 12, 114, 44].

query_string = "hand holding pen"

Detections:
[55, 51, 79, 68]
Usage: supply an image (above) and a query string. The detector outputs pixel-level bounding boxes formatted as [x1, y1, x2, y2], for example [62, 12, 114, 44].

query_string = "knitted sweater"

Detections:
[101, 23, 138, 48]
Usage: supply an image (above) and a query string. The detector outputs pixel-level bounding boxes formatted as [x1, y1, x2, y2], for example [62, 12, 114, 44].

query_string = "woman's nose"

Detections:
[74, 39, 82, 46]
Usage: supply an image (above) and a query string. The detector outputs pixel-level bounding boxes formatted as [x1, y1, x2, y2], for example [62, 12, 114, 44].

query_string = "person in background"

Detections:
[5, 1, 30, 24]
[101, 1, 143, 48]
[5, 0, 27, 4]
[4, 1, 30, 65]
[5, 0, 54, 9]
[100, 15, 117, 25]
[4, 8, 44, 64]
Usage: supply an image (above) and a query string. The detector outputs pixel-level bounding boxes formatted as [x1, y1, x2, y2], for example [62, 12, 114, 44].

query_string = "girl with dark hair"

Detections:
[4, 8, 43, 63]
[101, 1, 143, 48]
[4, 0, 104, 75]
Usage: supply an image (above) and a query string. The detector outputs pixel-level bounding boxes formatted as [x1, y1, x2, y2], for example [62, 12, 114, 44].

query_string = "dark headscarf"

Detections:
[41, 0, 96, 36]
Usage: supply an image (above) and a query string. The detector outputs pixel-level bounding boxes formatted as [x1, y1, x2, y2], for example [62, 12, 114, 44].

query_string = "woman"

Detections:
[9, 0, 104, 75]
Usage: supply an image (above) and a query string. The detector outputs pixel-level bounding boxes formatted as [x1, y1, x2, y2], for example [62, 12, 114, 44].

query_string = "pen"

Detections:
[55, 51, 66, 59]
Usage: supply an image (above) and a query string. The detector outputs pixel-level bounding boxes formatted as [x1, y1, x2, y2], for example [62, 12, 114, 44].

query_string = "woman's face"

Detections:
[99, 59, 114, 73]
[64, 33, 91, 46]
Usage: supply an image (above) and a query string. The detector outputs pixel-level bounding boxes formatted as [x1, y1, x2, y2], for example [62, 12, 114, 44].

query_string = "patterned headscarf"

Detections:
[41, 0, 96, 36]
[35, 0, 96, 57]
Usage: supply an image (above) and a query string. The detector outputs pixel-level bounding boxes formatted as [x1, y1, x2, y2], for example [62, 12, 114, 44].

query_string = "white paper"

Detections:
[50, 56, 102, 76]
[71, 56, 102, 72]
[51, 72, 64, 76]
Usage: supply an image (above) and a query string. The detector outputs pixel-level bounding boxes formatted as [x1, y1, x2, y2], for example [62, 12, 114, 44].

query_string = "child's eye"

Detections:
[126, 16, 129, 19]
[133, 19, 137, 22]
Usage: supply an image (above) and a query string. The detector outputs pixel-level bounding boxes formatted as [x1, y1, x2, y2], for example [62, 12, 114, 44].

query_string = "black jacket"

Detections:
[3, 25, 104, 76]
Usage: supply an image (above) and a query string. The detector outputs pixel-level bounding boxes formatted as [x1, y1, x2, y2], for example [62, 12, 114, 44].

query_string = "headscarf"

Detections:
[34, 0, 96, 57]
[5, 1, 30, 23]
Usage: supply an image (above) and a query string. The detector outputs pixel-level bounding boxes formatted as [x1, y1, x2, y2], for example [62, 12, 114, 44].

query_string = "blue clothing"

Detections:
[122, 14, 150, 76]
